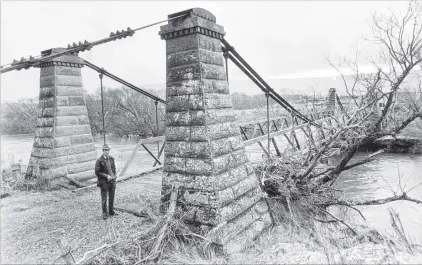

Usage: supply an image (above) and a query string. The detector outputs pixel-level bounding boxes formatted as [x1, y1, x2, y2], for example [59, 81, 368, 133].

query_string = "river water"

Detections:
[1, 134, 422, 244]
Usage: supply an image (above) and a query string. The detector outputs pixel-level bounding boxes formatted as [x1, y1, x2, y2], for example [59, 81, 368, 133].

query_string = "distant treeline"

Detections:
[0, 88, 314, 136]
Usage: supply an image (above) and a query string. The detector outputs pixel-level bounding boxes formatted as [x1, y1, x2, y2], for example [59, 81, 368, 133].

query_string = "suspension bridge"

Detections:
[1, 7, 354, 253]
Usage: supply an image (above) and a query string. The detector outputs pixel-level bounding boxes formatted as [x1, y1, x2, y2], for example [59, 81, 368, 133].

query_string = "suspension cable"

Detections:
[99, 71, 106, 145]
[222, 39, 321, 128]
[223, 39, 307, 118]
[0, 14, 187, 74]
[84, 60, 166, 104]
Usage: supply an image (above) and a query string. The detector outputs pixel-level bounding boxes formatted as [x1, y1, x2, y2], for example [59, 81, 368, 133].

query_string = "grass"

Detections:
[85, 192, 422, 265]
[228, 200, 422, 264]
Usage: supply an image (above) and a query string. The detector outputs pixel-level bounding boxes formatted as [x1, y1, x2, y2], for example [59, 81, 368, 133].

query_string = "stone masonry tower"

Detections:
[26, 49, 97, 184]
[159, 8, 272, 253]
[327, 87, 337, 114]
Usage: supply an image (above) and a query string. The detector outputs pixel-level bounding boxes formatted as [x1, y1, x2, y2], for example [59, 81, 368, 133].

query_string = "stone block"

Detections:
[56, 96, 69, 106]
[199, 50, 224, 66]
[56, 66, 81, 76]
[183, 205, 220, 225]
[216, 174, 260, 207]
[166, 34, 199, 54]
[189, 95, 205, 110]
[48, 166, 68, 178]
[55, 116, 79, 126]
[182, 189, 213, 206]
[40, 75, 55, 87]
[211, 80, 229, 94]
[68, 96, 85, 106]
[210, 135, 244, 158]
[31, 147, 54, 158]
[163, 156, 186, 173]
[55, 75, 82, 87]
[56, 106, 88, 116]
[166, 95, 190, 112]
[201, 64, 226, 80]
[165, 110, 206, 126]
[67, 161, 94, 174]
[224, 213, 272, 254]
[198, 34, 222, 52]
[207, 200, 269, 245]
[39, 87, 55, 98]
[206, 108, 236, 125]
[166, 79, 229, 96]
[167, 140, 211, 159]
[53, 143, 96, 157]
[212, 149, 248, 175]
[56, 87, 84, 97]
[161, 10, 222, 31]
[162, 163, 250, 191]
[164, 156, 213, 175]
[162, 172, 193, 187]
[33, 137, 54, 148]
[205, 93, 232, 109]
[167, 64, 201, 83]
[167, 80, 202, 96]
[194, 206, 220, 225]
[167, 50, 200, 68]
[54, 136, 72, 147]
[185, 157, 213, 175]
[55, 125, 91, 137]
[35, 127, 54, 137]
[70, 134, 93, 145]
[75, 151, 97, 163]
[219, 187, 262, 222]
[30, 143, 94, 158]
[165, 111, 190, 126]
[40, 66, 55, 77]
[39, 98, 55, 108]
[49, 155, 78, 167]
[208, 122, 239, 140]
[37, 117, 54, 127]
[185, 126, 207, 141]
[252, 199, 270, 216]
[68, 170, 95, 181]
[41, 107, 55, 117]
[201, 79, 214, 93]
[165, 126, 191, 141]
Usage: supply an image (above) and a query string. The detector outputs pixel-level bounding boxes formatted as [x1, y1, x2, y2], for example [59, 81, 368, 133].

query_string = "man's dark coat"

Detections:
[95, 155, 117, 188]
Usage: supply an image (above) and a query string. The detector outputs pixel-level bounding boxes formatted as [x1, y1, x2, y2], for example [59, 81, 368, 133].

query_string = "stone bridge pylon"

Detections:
[159, 8, 272, 252]
[26, 49, 97, 183]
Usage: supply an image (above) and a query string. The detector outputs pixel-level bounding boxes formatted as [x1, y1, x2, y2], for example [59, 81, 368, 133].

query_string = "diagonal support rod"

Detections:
[84, 60, 166, 104]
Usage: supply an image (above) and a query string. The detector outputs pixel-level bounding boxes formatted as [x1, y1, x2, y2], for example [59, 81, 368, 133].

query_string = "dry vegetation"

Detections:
[2, 1, 422, 265]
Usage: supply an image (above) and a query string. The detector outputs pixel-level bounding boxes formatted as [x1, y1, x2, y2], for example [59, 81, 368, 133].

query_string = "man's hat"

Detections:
[102, 144, 111, 150]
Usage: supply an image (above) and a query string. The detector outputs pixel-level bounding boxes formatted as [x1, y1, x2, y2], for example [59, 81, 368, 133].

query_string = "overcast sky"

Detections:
[0, 1, 410, 102]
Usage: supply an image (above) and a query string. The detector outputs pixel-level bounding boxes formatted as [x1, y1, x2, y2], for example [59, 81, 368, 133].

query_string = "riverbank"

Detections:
[375, 119, 422, 153]
[0, 170, 162, 264]
[2, 169, 422, 264]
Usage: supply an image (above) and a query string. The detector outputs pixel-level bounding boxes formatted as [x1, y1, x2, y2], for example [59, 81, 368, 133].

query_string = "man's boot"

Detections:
[109, 210, 118, 216]
[102, 212, 108, 220]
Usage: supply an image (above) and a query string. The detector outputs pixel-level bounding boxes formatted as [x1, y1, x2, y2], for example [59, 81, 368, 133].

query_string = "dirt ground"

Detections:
[0, 170, 163, 264]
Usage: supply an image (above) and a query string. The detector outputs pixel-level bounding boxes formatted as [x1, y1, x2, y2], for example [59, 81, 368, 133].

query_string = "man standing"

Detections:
[95, 144, 118, 220]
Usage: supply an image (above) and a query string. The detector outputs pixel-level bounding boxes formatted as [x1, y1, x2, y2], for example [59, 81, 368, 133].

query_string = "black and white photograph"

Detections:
[1, 1, 422, 264]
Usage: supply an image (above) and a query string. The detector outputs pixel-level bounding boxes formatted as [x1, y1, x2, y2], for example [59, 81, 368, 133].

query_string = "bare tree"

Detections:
[0, 98, 38, 134]
[262, 1, 422, 216]
[106, 87, 165, 138]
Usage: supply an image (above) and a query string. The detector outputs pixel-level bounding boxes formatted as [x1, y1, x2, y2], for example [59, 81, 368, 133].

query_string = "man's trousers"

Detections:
[100, 181, 116, 214]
